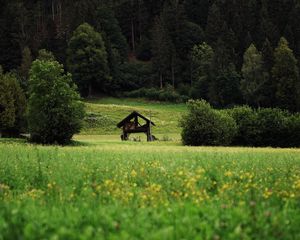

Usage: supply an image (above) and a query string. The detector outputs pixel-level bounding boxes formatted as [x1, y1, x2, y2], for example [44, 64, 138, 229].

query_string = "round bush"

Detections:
[28, 59, 85, 145]
[228, 106, 260, 146]
[180, 100, 237, 146]
[284, 114, 300, 147]
[255, 108, 288, 147]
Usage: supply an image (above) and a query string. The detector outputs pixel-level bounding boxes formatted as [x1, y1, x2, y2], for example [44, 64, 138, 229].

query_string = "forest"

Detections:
[1, 0, 300, 111]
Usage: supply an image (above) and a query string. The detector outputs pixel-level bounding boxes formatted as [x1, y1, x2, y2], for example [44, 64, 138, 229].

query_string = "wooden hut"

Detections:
[117, 111, 156, 142]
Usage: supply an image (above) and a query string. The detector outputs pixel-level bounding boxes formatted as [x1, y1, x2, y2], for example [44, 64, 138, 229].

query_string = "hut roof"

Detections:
[117, 111, 156, 128]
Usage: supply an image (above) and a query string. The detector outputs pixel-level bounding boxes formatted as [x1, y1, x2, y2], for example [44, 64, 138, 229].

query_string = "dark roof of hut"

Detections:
[117, 111, 156, 128]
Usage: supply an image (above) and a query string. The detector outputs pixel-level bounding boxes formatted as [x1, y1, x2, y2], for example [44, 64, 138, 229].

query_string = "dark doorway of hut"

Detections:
[117, 111, 156, 142]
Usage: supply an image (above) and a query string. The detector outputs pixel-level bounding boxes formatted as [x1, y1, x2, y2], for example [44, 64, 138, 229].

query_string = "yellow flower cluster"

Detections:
[1, 163, 299, 207]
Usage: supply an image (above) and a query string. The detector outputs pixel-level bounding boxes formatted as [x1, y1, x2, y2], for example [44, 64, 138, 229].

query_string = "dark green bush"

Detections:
[228, 106, 260, 146]
[255, 108, 288, 147]
[180, 100, 237, 146]
[228, 106, 300, 147]
[284, 114, 300, 147]
[118, 62, 154, 91]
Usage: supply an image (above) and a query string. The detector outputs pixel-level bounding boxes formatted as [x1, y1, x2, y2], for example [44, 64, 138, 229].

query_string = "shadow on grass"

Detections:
[0, 138, 27, 144]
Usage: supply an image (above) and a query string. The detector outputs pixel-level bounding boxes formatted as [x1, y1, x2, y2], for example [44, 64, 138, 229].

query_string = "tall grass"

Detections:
[0, 138, 300, 239]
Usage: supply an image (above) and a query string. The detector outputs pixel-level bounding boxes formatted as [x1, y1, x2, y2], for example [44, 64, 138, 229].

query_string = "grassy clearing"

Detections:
[82, 98, 186, 135]
[1, 137, 300, 239]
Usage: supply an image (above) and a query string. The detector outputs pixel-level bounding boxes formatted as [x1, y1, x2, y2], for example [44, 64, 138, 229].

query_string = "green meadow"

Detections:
[1, 99, 300, 239]
[82, 98, 186, 135]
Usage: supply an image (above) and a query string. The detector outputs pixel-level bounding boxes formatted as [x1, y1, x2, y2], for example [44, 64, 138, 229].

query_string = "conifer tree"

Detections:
[190, 42, 214, 100]
[67, 23, 110, 97]
[272, 37, 300, 112]
[205, 3, 223, 45]
[261, 38, 276, 107]
[241, 44, 267, 107]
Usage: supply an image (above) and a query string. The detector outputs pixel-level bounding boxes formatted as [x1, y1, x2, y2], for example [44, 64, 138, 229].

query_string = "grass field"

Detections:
[82, 98, 186, 135]
[1, 99, 300, 239]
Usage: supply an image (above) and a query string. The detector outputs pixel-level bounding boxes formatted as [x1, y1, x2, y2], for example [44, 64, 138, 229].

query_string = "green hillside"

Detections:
[82, 98, 187, 137]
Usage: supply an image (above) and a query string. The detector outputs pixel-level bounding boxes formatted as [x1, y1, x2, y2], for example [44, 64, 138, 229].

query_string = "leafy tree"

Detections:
[37, 49, 56, 61]
[241, 44, 267, 107]
[67, 23, 110, 97]
[190, 42, 214, 100]
[28, 59, 85, 144]
[272, 37, 300, 112]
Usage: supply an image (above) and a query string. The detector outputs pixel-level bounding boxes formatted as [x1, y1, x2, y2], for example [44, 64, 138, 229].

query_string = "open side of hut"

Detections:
[117, 111, 156, 142]
[0, 104, 4, 113]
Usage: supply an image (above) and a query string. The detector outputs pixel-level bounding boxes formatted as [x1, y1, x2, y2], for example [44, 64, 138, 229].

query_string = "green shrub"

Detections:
[28, 59, 85, 145]
[255, 108, 288, 147]
[284, 114, 300, 147]
[180, 100, 237, 146]
[228, 106, 260, 146]
[229, 106, 300, 147]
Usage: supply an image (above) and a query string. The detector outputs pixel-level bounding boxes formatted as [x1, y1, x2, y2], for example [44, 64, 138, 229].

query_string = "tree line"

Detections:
[1, 0, 300, 112]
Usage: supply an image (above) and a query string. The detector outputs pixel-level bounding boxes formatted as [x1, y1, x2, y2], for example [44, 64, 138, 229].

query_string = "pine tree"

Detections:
[0, 68, 26, 137]
[151, 16, 173, 88]
[261, 38, 275, 107]
[241, 44, 267, 107]
[19, 46, 32, 88]
[95, 6, 128, 62]
[272, 37, 300, 112]
[257, 4, 280, 47]
[205, 3, 223, 45]
[244, 32, 254, 49]
[184, 0, 209, 28]
[67, 23, 110, 97]
[190, 42, 214, 100]
[0, 69, 15, 133]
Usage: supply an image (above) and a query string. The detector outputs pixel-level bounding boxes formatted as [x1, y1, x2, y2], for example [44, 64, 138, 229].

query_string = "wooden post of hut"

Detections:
[117, 111, 156, 142]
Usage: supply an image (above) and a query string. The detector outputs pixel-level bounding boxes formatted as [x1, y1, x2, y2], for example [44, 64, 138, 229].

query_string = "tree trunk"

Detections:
[52, 0, 55, 21]
[88, 83, 92, 97]
[160, 72, 163, 89]
[171, 59, 175, 88]
[131, 19, 135, 52]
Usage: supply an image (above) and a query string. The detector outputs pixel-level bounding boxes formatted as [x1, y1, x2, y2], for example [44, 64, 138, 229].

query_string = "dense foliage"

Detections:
[180, 100, 237, 146]
[1, 0, 300, 110]
[67, 23, 110, 97]
[28, 59, 85, 144]
[0, 67, 26, 137]
[181, 101, 300, 147]
[229, 107, 300, 148]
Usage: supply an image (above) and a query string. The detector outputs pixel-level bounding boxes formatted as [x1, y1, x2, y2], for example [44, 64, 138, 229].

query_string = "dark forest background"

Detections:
[1, 0, 300, 111]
